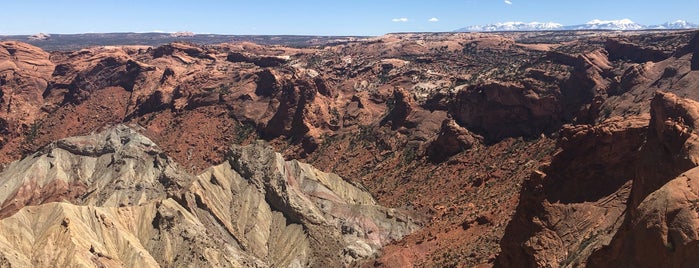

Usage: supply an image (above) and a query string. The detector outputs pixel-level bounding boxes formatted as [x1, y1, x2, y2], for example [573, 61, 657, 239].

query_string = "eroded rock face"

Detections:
[0, 126, 417, 267]
[586, 92, 699, 267]
[192, 141, 418, 266]
[497, 92, 699, 268]
[227, 52, 289, 67]
[425, 119, 480, 163]
[0, 41, 55, 148]
[605, 38, 672, 63]
[452, 81, 561, 142]
[689, 32, 699, 70]
[0, 125, 188, 218]
[496, 115, 647, 267]
[588, 168, 699, 268]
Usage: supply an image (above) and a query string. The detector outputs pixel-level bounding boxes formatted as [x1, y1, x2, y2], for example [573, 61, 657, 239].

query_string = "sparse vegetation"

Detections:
[25, 120, 42, 144]
[218, 83, 231, 95]
[329, 107, 340, 126]
[233, 122, 256, 144]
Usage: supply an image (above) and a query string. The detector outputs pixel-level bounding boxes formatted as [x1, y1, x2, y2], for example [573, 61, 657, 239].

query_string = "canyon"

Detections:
[1, 29, 699, 267]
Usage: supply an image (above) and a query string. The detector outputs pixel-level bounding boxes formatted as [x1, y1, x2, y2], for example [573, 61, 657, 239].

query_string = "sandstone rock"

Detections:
[224, 141, 418, 266]
[609, 62, 653, 96]
[151, 42, 214, 61]
[254, 68, 282, 97]
[380, 87, 415, 130]
[496, 115, 647, 268]
[0, 125, 188, 218]
[0, 41, 55, 141]
[451, 81, 561, 142]
[425, 119, 480, 163]
[631, 91, 699, 207]
[566, 49, 615, 122]
[588, 168, 699, 267]
[497, 92, 699, 268]
[605, 38, 672, 63]
[689, 32, 699, 70]
[584, 92, 699, 267]
[50, 50, 145, 104]
[227, 52, 289, 67]
[0, 200, 259, 267]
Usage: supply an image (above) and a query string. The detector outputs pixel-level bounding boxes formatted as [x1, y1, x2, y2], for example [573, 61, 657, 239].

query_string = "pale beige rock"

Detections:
[226, 141, 419, 266]
[0, 125, 417, 267]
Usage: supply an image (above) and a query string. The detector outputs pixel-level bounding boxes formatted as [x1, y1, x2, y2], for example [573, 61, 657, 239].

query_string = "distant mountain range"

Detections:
[456, 19, 698, 32]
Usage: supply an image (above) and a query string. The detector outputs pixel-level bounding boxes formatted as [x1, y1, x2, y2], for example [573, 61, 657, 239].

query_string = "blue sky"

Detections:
[1, 0, 698, 36]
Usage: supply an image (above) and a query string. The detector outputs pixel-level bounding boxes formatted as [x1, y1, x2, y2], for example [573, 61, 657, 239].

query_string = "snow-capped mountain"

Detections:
[651, 20, 699, 29]
[457, 22, 563, 32]
[566, 19, 643, 30]
[456, 19, 698, 32]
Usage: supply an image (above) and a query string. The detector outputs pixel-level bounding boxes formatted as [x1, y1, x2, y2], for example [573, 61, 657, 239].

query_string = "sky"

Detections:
[1, 0, 698, 36]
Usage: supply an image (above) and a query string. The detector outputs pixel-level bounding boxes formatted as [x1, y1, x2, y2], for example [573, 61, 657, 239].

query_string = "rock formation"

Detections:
[425, 119, 480, 163]
[451, 81, 561, 142]
[587, 92, 699, 267]
[1, 30, 699, 266]
[497, 92, 699, 267]
[0, 41, 55, 151]
[0, 125, 417, 267]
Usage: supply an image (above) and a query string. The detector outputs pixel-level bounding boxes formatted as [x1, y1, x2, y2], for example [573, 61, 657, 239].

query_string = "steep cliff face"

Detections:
[0, 125, 417, 267]
[0, 41, 55, 159]
[493, 31, 699, 268]
[497, 92, 699, 268]
[496, 115, 648, 267]
[451, 81, 562, 142]
[587, 92, 699, 268]
[599, 32, 699, 122]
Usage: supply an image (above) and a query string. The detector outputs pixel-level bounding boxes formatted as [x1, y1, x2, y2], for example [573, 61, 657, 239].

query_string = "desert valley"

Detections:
[1, 27, 699, 267]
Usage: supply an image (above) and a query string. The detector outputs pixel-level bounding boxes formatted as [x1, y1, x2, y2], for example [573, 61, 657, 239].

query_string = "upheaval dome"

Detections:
[1, 29, 699, 267]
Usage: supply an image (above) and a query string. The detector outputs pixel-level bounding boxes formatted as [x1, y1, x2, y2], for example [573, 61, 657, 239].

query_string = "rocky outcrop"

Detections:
[50, 49, 147, 104]
[0, 125, 188, 218]
[151, 42, 214, 61]
[425, 119, 480, 163]
[451, 81, 561, 142]
[227, 52, 289, 67]
[688, 32, 699, 70]
[497, 92, 699, 267]
[586, 92, 699, 267]
[0, 125, 417, 267]
[588, 168, 699, 268]
[381, 87, 415, 130]
[496, 115, 647, 267]
[596, 31, 699, 122]
[183, 140, 418, 267]
[0, 200, 255, 267]
[0, 41, 55, 148]
[605, 38, 672, 63]
[563, 49, 615, 123]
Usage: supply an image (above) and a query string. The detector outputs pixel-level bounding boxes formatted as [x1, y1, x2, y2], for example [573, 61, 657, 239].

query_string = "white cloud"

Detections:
[392, 18, 409, 22]
[504, 0, 512, 4]
[428, 18, 439, 22]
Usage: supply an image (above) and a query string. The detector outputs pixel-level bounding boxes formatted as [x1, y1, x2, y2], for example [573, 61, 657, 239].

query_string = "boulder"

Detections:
[426, 119, 480, 163]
